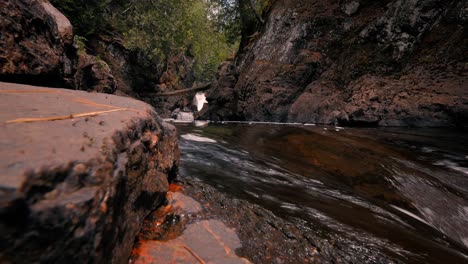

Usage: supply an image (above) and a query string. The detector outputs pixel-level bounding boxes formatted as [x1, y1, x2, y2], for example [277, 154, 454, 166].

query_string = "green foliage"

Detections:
[207, 0, 241, 45]
[53, 0, 243, 82]
[121, 0, 238, 81]
[252, 0, 273, 16]
[73, 35, 87, 55]
[121, 0, 193, 64]
[50, 0, 111, 37]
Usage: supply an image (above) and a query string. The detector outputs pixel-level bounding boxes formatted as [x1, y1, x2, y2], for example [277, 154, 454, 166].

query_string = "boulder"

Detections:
[0, 0, 75, 87]
[0, 82, 179, 263]
[74, 53, 117, 94]
[176, 112, 195, 123]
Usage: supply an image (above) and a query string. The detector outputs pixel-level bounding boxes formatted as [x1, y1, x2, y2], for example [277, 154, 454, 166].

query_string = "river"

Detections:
[175, 122, 468, 263]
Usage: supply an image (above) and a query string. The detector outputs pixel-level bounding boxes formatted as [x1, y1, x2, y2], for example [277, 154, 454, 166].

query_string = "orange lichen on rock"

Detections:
[169, 183, 184, 192]
[130, 181, 249, 263]
[132, 220, 250, 264]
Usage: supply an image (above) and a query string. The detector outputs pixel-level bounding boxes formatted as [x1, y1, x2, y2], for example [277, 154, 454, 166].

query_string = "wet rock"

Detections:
[169, 192, 202, 214]
[134, 220, 250, 264]
[176, 112, 195, 123]
[0, 0, 76, 87]
[206, 0, 468, 127]
[132, 185, 250, 264]
[0, 82, 179, 263]
[359, 0, 447, 59]
[183, 180, 397, 264]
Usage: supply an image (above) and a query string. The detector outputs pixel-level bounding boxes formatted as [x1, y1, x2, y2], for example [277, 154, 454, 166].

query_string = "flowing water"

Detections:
[175, 123, 468, 263]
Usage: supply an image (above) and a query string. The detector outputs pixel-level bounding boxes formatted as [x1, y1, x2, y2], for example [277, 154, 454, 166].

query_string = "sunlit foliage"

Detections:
[52, 0, 241, 82]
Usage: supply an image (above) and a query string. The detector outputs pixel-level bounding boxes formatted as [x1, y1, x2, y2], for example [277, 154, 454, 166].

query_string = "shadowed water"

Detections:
[176, 123, 468, 263]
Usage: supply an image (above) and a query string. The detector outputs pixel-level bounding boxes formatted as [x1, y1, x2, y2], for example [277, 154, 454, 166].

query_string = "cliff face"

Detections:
[206, 0, 468, 127]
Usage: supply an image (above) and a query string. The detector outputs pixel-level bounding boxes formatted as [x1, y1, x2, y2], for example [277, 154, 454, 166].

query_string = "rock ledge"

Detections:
[0, 82, 179, 263]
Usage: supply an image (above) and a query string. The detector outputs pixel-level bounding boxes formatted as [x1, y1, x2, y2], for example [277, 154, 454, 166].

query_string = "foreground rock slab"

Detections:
[131, 186, 251, 264]
[135, 220, 250, 264]
[0, 82, 179, 263]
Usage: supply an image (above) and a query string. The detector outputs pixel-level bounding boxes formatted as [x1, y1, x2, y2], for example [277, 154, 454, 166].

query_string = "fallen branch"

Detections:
[72, 98, 122, 109]
[144, 83, 212, 97]
[0, 89, 60, 93]
[183, 246, 206, 264]
[71, 98, 141, 113]
[5, 108, 127, 124]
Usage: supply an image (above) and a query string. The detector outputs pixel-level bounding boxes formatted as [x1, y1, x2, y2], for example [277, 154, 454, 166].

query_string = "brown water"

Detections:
[176, 123, 468, 263]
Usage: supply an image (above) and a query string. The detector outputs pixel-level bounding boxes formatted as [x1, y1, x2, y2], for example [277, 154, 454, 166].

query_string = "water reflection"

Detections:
[176, 123, 468, 263]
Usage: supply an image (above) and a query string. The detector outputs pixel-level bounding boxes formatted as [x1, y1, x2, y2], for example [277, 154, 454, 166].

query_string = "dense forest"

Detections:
[50, 0, 272, 83]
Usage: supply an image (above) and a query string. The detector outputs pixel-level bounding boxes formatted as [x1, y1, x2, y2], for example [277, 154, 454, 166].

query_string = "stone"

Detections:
[341, 1, 360, 16]
[0, 82, 179, 263]
[0, 0, 198, 111]
[204, 0, 468, 128]
[133, 220, 250, 264]
[74, 53, 117, 94]
[176, 112, 195, 123]
[0, 0, 75, 87]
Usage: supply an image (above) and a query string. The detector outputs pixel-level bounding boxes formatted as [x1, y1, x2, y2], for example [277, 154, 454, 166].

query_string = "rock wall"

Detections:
[205, 0, 468, 127]
[0, 0, 75, 87]
[0, 82, 179, 263]
[0, 0, 118, 93]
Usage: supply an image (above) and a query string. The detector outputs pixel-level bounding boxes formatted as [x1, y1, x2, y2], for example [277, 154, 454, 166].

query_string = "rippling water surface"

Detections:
[175, 123, 468, 263]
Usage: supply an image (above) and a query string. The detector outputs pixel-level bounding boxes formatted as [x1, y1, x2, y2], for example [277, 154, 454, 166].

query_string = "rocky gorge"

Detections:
[1, 0, 468, 263]
[205, 0, 468, 127]
[2, 0, 466, 128]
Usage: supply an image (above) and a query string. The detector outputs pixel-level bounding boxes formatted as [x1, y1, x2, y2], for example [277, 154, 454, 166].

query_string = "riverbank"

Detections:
[2, 81, 468, 263]
[131, 179, 398, 264]
[0, 82, 179, 263]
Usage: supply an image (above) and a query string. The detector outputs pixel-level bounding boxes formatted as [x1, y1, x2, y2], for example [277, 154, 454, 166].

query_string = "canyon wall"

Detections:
[206, 0, 468, 127]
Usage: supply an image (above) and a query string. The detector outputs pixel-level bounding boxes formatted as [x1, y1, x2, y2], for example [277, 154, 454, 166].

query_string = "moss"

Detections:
[73, 35, 87, 56]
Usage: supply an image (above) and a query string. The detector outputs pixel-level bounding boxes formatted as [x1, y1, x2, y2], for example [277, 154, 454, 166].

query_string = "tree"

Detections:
[120, 0, 236, 81]
[51, 0, 252, 82]
[207, 0, 241, 45]
[50, 0, 112, 37]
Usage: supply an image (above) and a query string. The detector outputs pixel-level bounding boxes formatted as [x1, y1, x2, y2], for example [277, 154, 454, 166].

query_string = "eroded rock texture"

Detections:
[0, 0, 75, 87]
[0, 82, 179, 263]
[205, 0, 468, 127]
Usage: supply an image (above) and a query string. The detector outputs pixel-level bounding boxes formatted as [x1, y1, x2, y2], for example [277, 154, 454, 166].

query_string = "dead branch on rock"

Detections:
[144, 83, 212, 97]
[5, 108, 128, 124]
[183, 246, 206, 264]
[72, 98, 122, 109]
[0, 89, 60, 93]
